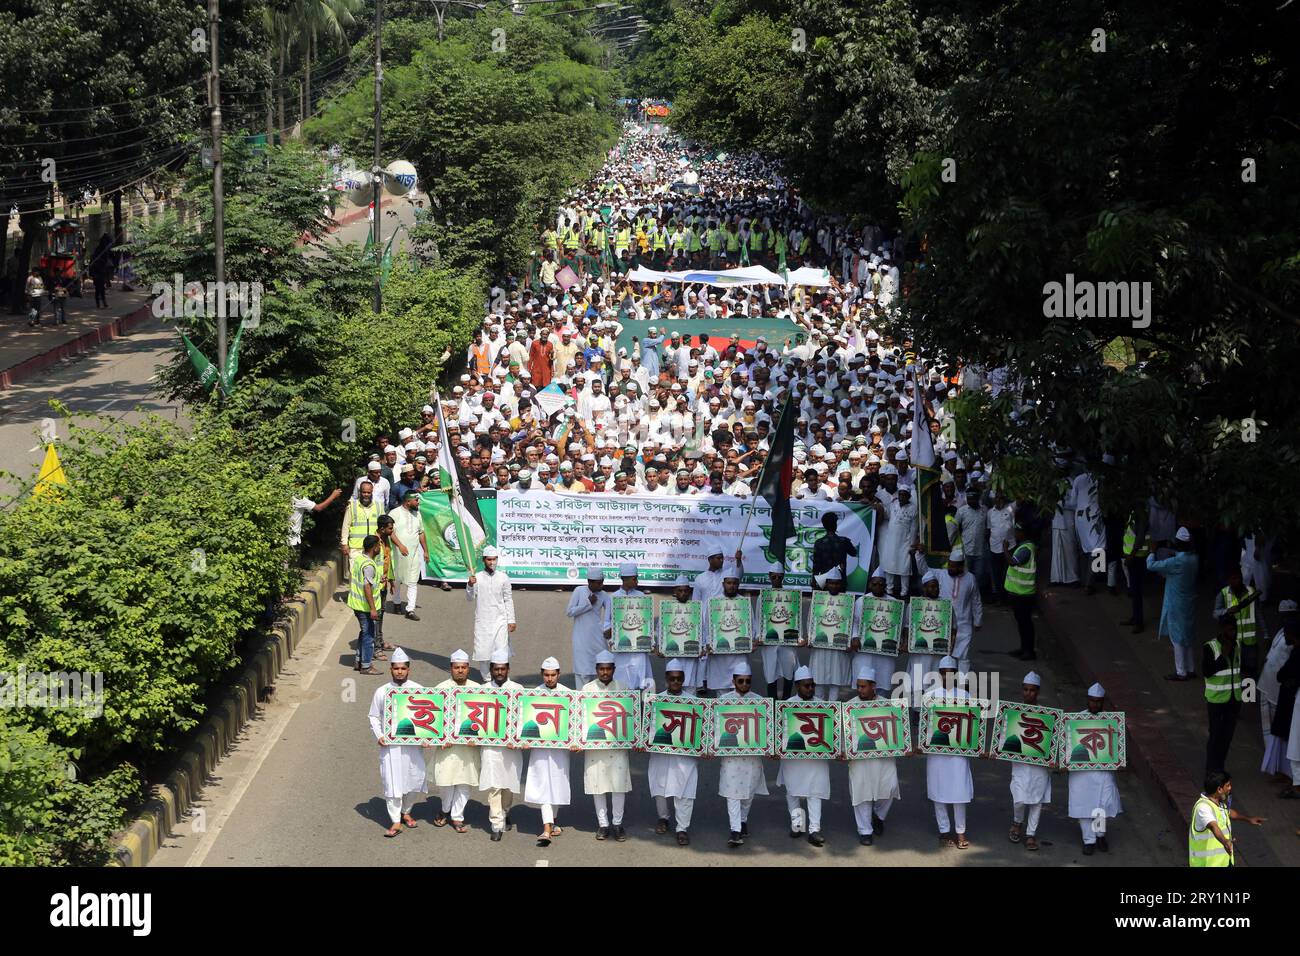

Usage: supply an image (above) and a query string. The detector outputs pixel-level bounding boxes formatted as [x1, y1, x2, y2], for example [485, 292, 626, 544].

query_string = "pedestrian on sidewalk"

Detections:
[1259, 600, 1297, 779]
[48, 275, 68, 324]
[1119, 506, 1151, 633]
[89, 234, 113, 308]
[1069, 683, 1123, 856]
[1204, 615, 1244, 774]
[1272, 625, 1300, 799]
[24, 268, 45, 326]
[1148, 527, 1200, 681]
[347, 534, 383, 675]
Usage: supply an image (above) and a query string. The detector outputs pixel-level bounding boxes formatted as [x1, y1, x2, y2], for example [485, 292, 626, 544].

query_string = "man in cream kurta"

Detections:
[925, 656, 975, 847]
[467, 545, 516, 671]
[777, 665, 831, 846]
[523, 657, 574, 846]
[846, 666, 900, 846]
[648, 660, 701, 845]
[582, 650, 633, 841]
[660, 574, 703, 691]
[1008, 671, 1051, 851]
[387, 490, 426, 618]
[758, 569, 800, 700]
[479, 656, 523, 841]
[430, 649, 481, 830]
[937, 549, 983, 674]
[568, 566, 612, 686]
[809, 567, 853, 699]
[690, 548, 728, 691]
[604, 563, 656, 692]
[1069, 683, 1123, 856]
[367, 648, 427, 838]
[718, 660, 769, 847]
[703, 557, 752, 692]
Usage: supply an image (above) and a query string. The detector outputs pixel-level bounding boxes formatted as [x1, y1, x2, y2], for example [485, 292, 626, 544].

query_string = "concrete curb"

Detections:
[0, 304, 152, 390]
[110, 555, 344, 867]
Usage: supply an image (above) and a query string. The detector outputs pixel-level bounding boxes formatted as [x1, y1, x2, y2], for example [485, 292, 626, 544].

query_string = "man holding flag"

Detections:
[910, 365, 950, 567]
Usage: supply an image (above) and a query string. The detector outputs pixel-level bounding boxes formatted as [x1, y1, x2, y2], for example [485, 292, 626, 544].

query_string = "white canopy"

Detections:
[623, 265, 789, 288]
[785, 266, 834, 288]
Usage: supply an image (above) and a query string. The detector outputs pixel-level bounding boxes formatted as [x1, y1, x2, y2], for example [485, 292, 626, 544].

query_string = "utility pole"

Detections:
[372, 0, 384, 313]
[208, 0, 227, 384]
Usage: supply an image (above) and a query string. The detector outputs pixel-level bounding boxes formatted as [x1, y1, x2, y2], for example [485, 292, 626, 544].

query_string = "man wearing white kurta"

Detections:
[430, 649, 480, 831]
[925, 656, 975, 847]
[1069, 683, 1123, 856]
[649, 661, 701, 846]
[853, 571, 900, 690]
[846, 666, 900, 846]
[604, 563, 655, 692]
[906, 569, 943, 708]
[582, 651, 633, 841]
[758, 569, 800, 700]
[1258, 601, 1296, 776]
[809, 567, 853, 700]
[479, 656, 523, 841]
[879, 484, 918, 597]
[524, 657, 574, 846]
[368, 648, 427, 838]
[1050, 485, 1080, 584]
[691, 548, 727, 691]
[704, 558, 752, 692]
[778, 665, 831, 846]
[568, 566, 612, 687]
[467, 545, 516, 672]
[938, 549, 983, 674]
[387, 491, 426, 618]
[718, 660, 769, 847]
[660, 574, 703, 691]
[1008, 671, 1051, 852]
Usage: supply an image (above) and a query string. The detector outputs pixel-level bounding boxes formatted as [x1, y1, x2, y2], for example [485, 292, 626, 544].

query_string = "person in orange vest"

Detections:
[467, 330, 492, 377]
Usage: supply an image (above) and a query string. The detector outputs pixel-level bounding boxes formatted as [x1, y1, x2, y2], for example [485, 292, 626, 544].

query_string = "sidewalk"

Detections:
[1036, 575, 1298, 867]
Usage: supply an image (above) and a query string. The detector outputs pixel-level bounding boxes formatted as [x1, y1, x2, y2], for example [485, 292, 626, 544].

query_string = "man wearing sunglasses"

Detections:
[716, 661, 770, 847]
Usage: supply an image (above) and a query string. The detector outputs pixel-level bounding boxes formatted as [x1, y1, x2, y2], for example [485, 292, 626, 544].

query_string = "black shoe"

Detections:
[596, 826, 609, 841]
[615, 825, 626, 842]
[490, 830, 502, 842]
[505, 814, 513, 831]
[405, 611, 420, 621]
[1097, 835, 1109, 853]
[728, 831, 743, 847]
[860, 834, 873, 846]
[808, 832, 825, 847]
[740, 822, 749, 836]
[872, 814, 885, 836]
[1082, 841, 1095, 856]
[789, 829, 801, 839]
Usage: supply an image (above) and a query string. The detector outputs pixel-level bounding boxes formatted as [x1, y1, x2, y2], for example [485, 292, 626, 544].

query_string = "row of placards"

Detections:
[612, 593, 952, 657]
[383, 688, 1126, 769]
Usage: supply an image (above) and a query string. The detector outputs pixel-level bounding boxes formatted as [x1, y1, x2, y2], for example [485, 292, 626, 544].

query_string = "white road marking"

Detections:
[534, 860, 549, 867]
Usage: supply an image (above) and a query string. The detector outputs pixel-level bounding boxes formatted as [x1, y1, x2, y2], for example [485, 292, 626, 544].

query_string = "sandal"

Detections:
[432, 814, 449, 828]
[384, 825, 402, 838]
[655, 818, 669, 835]
[359, 666, 382, 675]
[942, 836, 957, 847]
[402, 814, 419, 828]
[676, 831, 690, 846]
[551, 825, 564, 837]
[955, 835, 970, 849]
[1026, 836, 1039, 851]
[1008, 822, 1022, 843]
[451, 821, 469, 833]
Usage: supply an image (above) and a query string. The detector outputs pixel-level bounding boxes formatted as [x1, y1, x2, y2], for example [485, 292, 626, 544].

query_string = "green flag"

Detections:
[222, 321, 244, 392]
[181, 332, 221, 391]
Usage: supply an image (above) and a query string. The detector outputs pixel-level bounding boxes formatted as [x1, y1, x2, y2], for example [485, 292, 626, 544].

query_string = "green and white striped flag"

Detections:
[434, 392, 487, 570]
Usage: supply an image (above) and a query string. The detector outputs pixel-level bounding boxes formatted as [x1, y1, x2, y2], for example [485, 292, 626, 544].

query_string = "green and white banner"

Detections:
[420, 489, 499, 583]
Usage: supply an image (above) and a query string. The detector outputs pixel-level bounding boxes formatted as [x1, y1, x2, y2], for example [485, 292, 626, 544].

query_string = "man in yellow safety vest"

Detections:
[1215, 566, 1261, 676]
[1004, 522, 1038, 661]
[348, 534, 384, 675]
[1203, 615, 1243, 773]
[1188, 770, 1263, 866]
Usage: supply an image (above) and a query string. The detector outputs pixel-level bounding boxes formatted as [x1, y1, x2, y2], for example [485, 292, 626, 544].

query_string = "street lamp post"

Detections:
[372, 0, 384, 313]
[208, 0, 227, 382]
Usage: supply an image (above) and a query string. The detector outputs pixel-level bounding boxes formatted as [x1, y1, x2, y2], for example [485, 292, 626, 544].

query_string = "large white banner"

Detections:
[495, 491, 875, 591]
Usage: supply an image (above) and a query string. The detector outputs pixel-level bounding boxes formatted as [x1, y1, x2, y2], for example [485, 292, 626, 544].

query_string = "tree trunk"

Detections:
[277, 39, 286, 134]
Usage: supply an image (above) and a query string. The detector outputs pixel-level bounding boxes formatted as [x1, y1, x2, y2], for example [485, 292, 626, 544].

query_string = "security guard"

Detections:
[1216, 567, 1261, 676]
[1188, 770, 1263, 867]
[1004, 523, 1038, 660]
[1203, 615, 1243, 773]
[1119, 507, 1151, 634]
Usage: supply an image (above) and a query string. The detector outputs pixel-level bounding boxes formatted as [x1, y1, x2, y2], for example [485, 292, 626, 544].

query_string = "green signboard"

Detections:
[658, 598, 702, 657]
[991, 703, 1062, 767]
[858, 597, 904, 657]
[511, 690, 574, 749]
[1061, 712, 1127, 770]
[809, 592, 855, 650]
[841, 698, 911, 759]
[908, 597, 953, 656]
[711, 697, 773, 757]
[758, 589, 803, 646]
[708, 596, 753, 654]
[445, 687, 512, 746]
[643, 695, 710, 755]
[775, 700, 841, 759]
[382, 687, 448, 746]
[573, 691, 641, 749]
[611, 595, 655, 653]
[918, 696, 987, 756]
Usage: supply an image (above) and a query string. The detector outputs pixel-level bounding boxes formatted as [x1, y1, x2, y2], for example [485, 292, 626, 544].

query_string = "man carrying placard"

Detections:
[777, 665, 831, 847]
[648, 660, 701, 846]
[717, 660, 770, 847]
[430, 649, 481, 833]
[582, 650, 632, 842]
[568, 566, 612, 688]
[854, 570, 901, 694]
[809, 568, 853, 701]
[524, 657, 574, 847]
[479, 655, 523, 842]
[659, 573, 704, 692]
[1068, 683, 1122, 856]
[704, 557, 752, 694]
[1008, 671, 1051, 852]
[367, 648, 427, 838]
[758, 568, 800, 701]
[846, 665, 901, 846]
[925, 656, 975, 849]
[605, 562, 656, 692]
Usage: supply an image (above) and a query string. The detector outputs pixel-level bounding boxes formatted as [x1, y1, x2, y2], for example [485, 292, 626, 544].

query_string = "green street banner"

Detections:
[841, 698, 911, 759]
[708, 596, 753, 654]
[611, 596, 655, 653]
[1061, 711, 1127, 770]
[809, 592, 855, 650]
[918, 696, 988, 756]
[382, 688, 448, 746]
[573, 691, 641, 749]
[711, 697, 773, 757]
[758, 589, 803, 646]
[511, 690, 574, 749]
[642, 695, 710, 755]
[445, 687, 512, 746]
[658, 598, 702, 657]
[991, 702, 1063, 767]
[908, 597, 953, 656]
[775, 700, 841, 759]
[858, 597, 904, 657]
[420, 488, 499, 583]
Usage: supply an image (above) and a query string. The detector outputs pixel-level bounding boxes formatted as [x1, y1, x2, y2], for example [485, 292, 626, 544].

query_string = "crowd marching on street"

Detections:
[322, 124, 1295, 864]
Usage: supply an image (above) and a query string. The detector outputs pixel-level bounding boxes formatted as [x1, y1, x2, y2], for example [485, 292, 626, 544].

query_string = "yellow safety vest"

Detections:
[1219, 586, 1258, 646]
[1122, 520, 1151, 558]
[346, 498, 381, 552]
[1188, 795, 1232, 866]
[1005, 541, 1036, 595]
[347, 553, 379, 612]
[1203, 637, 1242, 703]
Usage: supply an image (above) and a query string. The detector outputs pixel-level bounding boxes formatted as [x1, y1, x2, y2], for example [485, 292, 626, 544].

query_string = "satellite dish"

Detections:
[384, 159, 418, 196]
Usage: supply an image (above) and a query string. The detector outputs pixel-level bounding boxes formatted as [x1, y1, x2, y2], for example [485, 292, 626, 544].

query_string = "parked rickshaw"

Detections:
[38, 218, 85, 296]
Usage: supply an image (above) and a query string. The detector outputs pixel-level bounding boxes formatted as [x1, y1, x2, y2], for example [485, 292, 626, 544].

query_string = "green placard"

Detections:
[611, 595, 655, 653]
[574, 691, 641, 749]
[711, 698, 773, 756]
[918, 696, 987, 756]
[991, 703, 1063, 767]
[908, 597, 953, 655]
[708, 596, 753, 654]
[841, 698, 911, 758]
[1061, 712, 1127, 770]
[758, 589, 803, 646]
[446, 688, 512, 746]
[809, 591, 855, 650]
[775, 699, 841, 759]
[858, 597, 904, 657]
[383, 688, 448, 746]
[643, 695, 710, 755]
[511, 690, 574, 749]
[658, 598, 702, 657]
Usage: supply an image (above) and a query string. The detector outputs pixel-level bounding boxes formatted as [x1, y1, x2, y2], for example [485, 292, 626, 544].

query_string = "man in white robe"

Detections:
[1068, 683, 1123, 856]
[846, 666, 900, 846]
[604, 562, 656, 692]
[905, 569, 943, 705]
[925, 656, 975, 848]
[809, 567, 853, 700]
[777, 665, 831, 846]
[430, 649, 481, 832]
[568, 566, 612, 686]
[690, 547, 727, 691]
[703, 557, 753, 692]
[582, 651, 633, 841]
[368, 648, 427, 837]
[1050, 484, 1080, 584]
[467, 545, 516, 672]
[937, 549, 983, 674]
[387, 490, 426, 618]
[879, 483, 918, 597]
[523, 657, 574, 846]
[717, 660, 769, 847]
[853, 571, 900, 686]
[659, 574, 703, 691]
[1007, 671, 1051, 852]
[758, 569, 800, 700]
[1260, 602, 1297, 776]
[648, 660, 700, 846]
[479, 656, 523, 841]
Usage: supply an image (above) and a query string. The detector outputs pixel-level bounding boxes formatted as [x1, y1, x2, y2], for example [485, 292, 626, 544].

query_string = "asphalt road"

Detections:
[151, 580, 1185, 867]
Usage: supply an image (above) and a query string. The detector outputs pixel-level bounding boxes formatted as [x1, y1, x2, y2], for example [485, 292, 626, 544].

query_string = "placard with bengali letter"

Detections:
[991, 702, 1063, 767]
[445, 687, 514, 746]
[907, 597, 953, 656]
[611, 595, 655, 653]
[918, 696, 988, 756]
[711, 697, 773, 757]
[510, 689, 575, 749]
[775, 699, 842, 758]
[708, 596, 754, 654]
[573, 690, 641, 749]
[1060, 711, 1126, 770]
[857, 597, 904, 657]
[382, 687, 448, 746]
[758, 589, 803, 646]
[657, 598, 702, 657]
[841, 697, 911, 759]
[809, 591, 855, 650]
[642, 695, 710, 755]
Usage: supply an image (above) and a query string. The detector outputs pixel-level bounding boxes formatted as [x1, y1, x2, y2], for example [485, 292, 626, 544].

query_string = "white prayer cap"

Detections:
[618, 562, 638, 577]
[793, 665, 814, 682]
[948, 549, 965, 563]
[1023, 671, 1042, 687]
[672, 573, 691, 587]
[366, 460, 382, 471]
[422, 404, 435, 414]
[482, 545, 500, 558]
[390, 647, 410, 664]
[1175, 527, 1192, 542]
[665, 659, 685, 674]
[587, 566, 605, 581]
[490, 652, 510, 665]
[707, 544, 725, 558]
[595, 650, 616, 665]
[880, 463, 898, 476]
[1087, 682, 1106, 698]
[1279, 599, 1299, 614]
[937, 655, 958, 671]
[450, 649, 470, 663]
[384, 444, 399, 454]
[731, 660, 752, 677]
[460, 373, 471, 383]
[922, 569, 939, 584]
[541, 656, 561, 671]
[854, 665, 877, 683]
[824, 567, 843, 582]
[399, 427, 415, 439]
